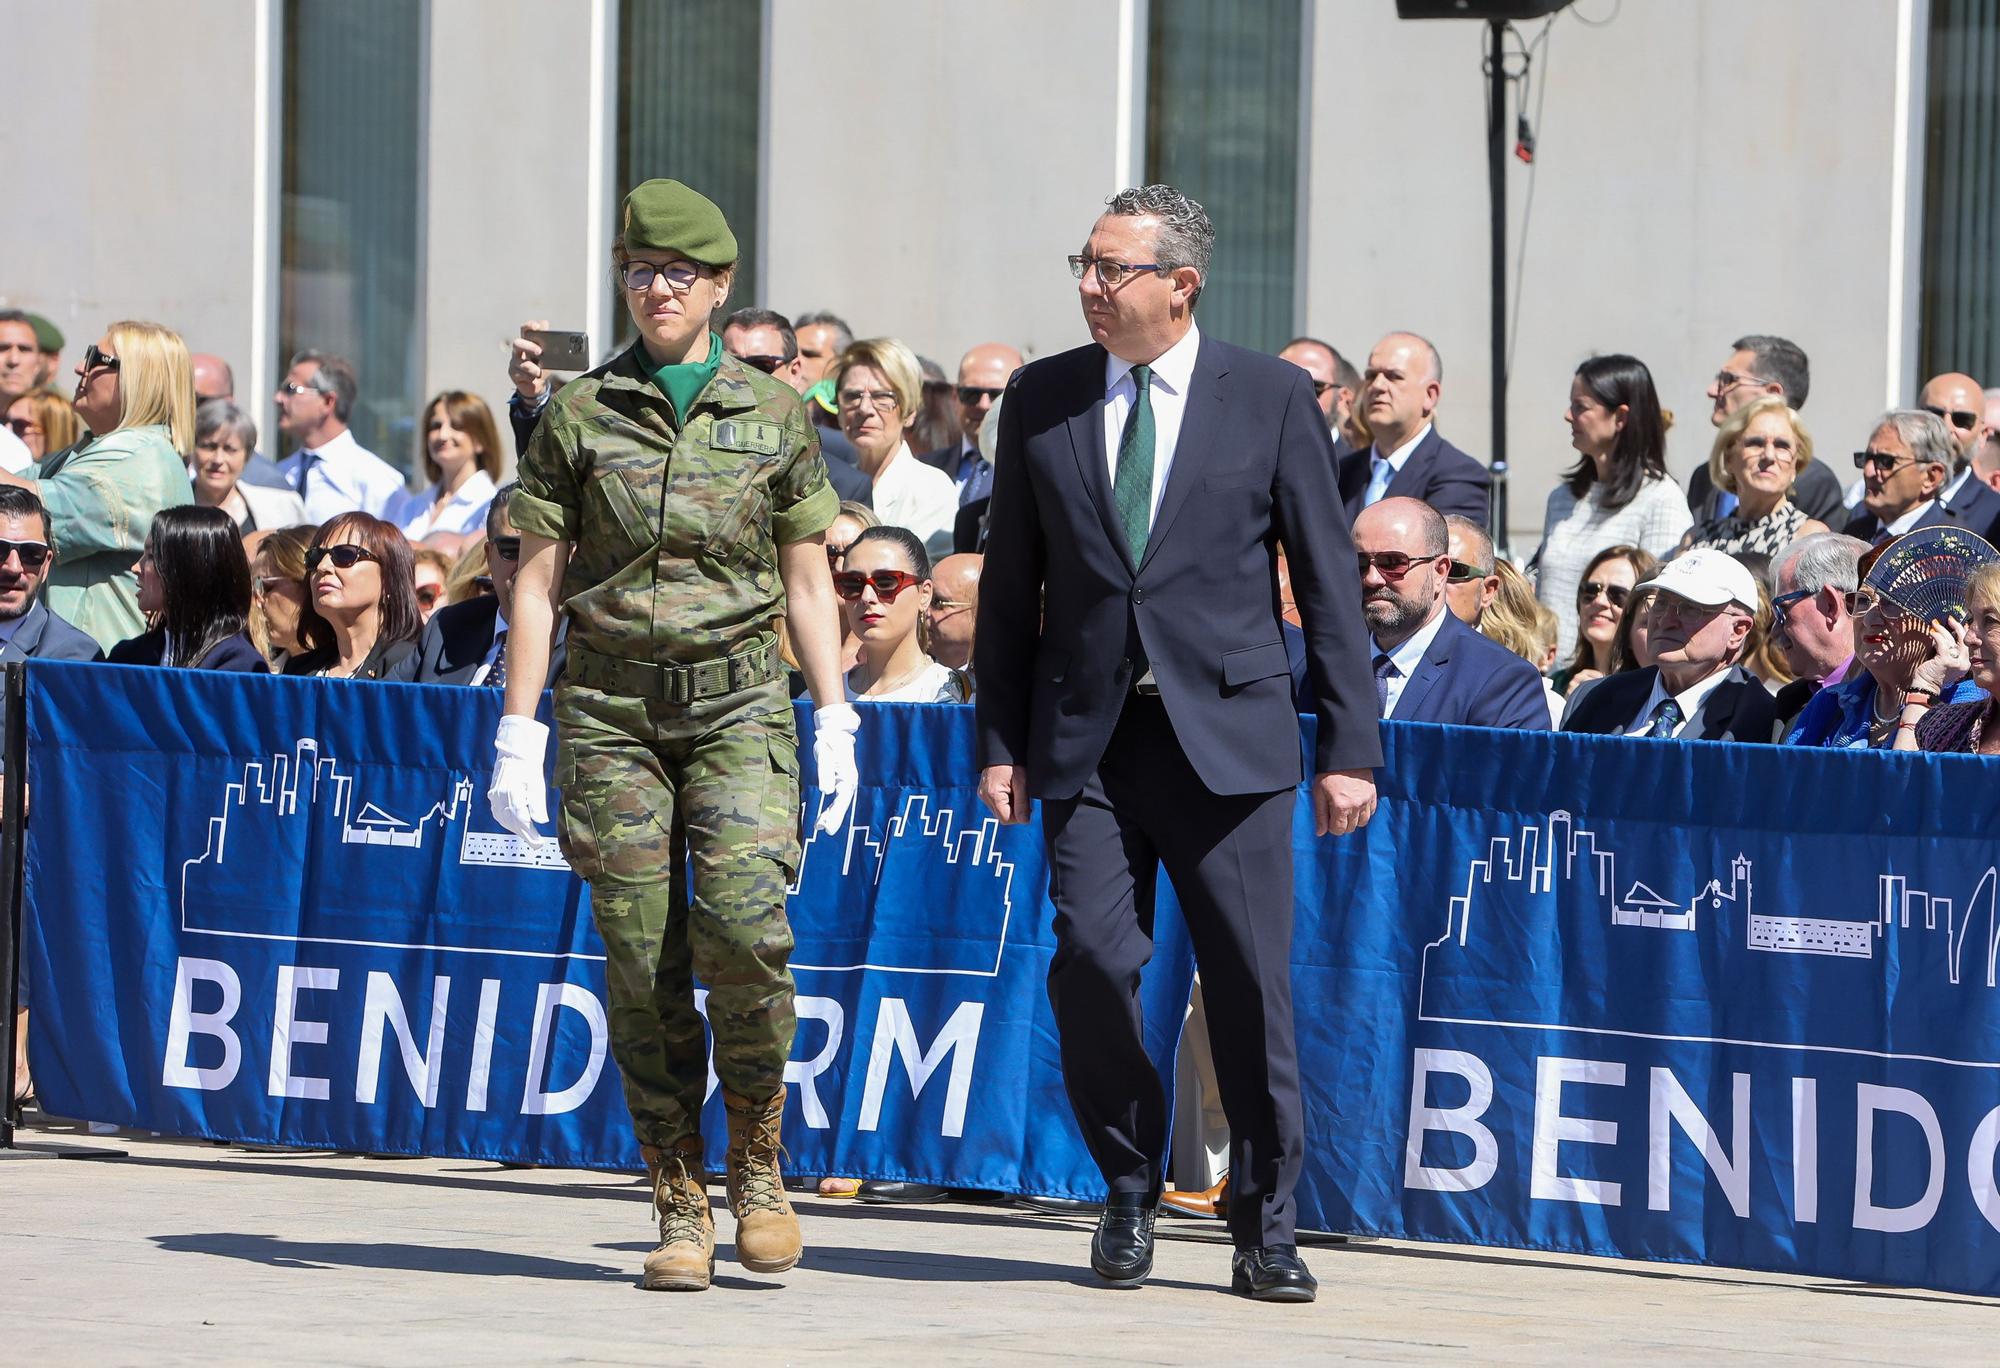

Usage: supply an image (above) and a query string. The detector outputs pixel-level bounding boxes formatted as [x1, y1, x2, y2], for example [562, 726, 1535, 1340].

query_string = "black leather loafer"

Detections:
[1090, 1192, 1156, 1286]
[1231, 1244, 1317, 1303]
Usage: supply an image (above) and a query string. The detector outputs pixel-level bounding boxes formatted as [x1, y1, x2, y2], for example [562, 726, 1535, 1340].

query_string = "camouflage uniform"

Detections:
[511, 341, 837, 1151]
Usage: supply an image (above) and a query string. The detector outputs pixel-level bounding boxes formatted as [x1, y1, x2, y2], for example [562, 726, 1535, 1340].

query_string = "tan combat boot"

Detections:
[723, 1089, 802, 1273]
[637, 1139, 715, 1291]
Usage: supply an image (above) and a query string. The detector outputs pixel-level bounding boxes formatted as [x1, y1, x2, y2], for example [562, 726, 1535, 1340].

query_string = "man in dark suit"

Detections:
[1337, 333, 1490, 527]
[391, 483, 566, 688]
[1916, 372, 2000, 544]
[1561, 549, 1776, 742]
[1277, 336, 1363, 461]
[1843, 409, 2000, 544]
[0, 486, 102, 744]
[919, 343, 1022, 498]
[1689, 334, 1846, 524]
[1353, 498, 1547, 729]
[975, 184, 1382, 1304]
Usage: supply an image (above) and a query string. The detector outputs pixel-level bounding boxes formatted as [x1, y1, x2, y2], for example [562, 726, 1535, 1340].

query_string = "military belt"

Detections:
[568, 637, 781, 704]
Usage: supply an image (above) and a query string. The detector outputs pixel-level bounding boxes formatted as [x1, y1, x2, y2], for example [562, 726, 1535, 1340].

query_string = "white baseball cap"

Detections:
[1635, 548, 1759, 612]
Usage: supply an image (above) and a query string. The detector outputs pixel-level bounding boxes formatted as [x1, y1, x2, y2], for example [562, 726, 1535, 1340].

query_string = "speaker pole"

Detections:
[1486, 16, 1511, 559]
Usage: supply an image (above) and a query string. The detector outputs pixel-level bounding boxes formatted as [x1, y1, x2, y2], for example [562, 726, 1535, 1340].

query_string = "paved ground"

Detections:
[4, 1117, 1995, 1366]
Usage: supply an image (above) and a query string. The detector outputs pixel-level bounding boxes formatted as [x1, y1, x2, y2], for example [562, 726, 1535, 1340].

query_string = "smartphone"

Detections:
[523, 329, 590, 371]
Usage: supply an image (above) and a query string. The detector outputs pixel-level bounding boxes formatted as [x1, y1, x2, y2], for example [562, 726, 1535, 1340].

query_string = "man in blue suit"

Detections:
[1351, 497, 1547, 729]
[1337, 333, 1491, 528]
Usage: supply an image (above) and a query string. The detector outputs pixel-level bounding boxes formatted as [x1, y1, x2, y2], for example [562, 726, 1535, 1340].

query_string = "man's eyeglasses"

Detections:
[737, 354, 788, 375]
[1712, 369, 1766, 396]
[838, 388, 899, 412]
[306, 543, 381, 572]
[81, 343, 120, 375]
[956, 385, 1005, 406]
[1854, 449, 1920, 474]
[1308, 379, 1337, 397]
[928, 597, 972, 616]
[833, 568, 922, 601]
[1446, 561, 1488, 584]
[1067, 255, 1165, 289]
[0, 539, 52, 571]
[488, 536, 521, 563]
[280, 380, 325, 398]
[618, 259, 703, 293]
[1922, 404, 1980, 431]
[1770, 587, 1813, 626]
[1577, 579, 1630, 608]
[1357, 550, 1444, 580]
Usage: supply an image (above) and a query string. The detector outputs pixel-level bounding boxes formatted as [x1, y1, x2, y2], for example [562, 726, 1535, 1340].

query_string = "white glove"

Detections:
[489, 715, 551, 846]
[811, 703, 860, 835]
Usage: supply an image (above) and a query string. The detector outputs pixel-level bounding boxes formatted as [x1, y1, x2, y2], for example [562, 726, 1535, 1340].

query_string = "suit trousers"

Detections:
[1040, 693, 1303, 1249]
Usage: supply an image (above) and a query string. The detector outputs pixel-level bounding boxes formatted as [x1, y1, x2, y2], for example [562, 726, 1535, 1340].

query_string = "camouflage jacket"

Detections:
[512, 341, 838, 666]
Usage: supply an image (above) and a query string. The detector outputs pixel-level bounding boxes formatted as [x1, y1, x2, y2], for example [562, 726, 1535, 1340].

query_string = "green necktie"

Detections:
[1112, 363, 1155, 563]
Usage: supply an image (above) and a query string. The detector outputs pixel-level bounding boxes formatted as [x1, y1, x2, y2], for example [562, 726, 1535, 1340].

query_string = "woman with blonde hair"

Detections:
[1676, 396, 1828, 557]
[0, 320, 195, 646]
[249, 525, 315, 668]
[1481, 560, 1565, 724]
[5, 390, 84, 463]
[831, 338, 958, 560]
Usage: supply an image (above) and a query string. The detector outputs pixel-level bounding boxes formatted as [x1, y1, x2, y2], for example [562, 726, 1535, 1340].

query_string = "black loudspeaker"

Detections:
[1395, 0, 1570, 17]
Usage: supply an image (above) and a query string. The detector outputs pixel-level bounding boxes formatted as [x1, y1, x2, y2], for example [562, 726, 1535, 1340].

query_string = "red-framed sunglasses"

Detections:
[833, 569, 922, 601]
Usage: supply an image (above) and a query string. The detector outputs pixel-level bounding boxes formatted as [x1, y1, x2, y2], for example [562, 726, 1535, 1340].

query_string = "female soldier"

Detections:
[486, 180, 857, 1293]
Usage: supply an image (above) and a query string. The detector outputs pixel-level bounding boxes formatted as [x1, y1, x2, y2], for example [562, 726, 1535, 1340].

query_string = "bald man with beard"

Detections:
[1918, 371, 2000, 544]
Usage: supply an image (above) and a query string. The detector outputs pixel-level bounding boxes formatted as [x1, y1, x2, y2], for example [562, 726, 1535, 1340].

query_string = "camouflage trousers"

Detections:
[553, 682, 800, 1152]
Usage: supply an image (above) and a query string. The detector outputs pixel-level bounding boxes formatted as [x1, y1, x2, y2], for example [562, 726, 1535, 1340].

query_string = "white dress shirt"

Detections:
[1364, 423, 1432, 509]
[1622, 666, 1733, 738]
[1884, 498, 1937, 538]
[280, 428, 407, 523]
[871, 441, 960, 561]
[1372, 604, 1449, 718]
[1102, 322, 1202, 529]
[386, 469, 498, 540]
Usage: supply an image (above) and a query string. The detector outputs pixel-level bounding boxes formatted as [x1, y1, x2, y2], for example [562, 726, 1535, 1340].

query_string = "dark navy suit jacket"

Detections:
[1844, 477, 2000, 546]
[1337, 427, 1492, 527]
[976, 334, 1383, 797]
[388, 596, 568, 688]
[1284, 612, 1547, 729]
[1561, 664, 1777, 743]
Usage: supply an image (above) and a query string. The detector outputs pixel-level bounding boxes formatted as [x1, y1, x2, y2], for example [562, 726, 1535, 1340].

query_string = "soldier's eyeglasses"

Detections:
[306, 544, 380, 572]
[618, 260, 702, 293]
[488, 536, 521, 563]
[833, 569, 923, 601]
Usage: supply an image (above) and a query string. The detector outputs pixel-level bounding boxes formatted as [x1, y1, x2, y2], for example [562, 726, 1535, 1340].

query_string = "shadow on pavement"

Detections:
[149, 1232, 629, 1282]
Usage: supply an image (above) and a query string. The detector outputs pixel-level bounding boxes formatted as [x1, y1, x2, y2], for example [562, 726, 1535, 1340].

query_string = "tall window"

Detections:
[1919, 0, 2000, 382]
[1145, 0, 1303, 352]
[279, 0, 425, 473]
[615, 0, 763, 346]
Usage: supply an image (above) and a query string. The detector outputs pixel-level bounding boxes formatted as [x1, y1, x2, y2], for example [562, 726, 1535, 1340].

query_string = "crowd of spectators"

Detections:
[1, 296, 1998, 774]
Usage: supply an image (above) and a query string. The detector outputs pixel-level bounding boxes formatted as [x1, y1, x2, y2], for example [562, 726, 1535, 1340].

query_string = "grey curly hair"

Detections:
[1102, 184, 1213, 308]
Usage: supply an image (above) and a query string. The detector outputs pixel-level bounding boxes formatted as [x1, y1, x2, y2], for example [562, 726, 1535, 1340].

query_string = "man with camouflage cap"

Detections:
[488, 178, 860, 1292]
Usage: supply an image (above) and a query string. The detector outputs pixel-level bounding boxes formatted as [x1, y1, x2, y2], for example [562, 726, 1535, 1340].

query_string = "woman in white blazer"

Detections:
[191, 400, 308, 534]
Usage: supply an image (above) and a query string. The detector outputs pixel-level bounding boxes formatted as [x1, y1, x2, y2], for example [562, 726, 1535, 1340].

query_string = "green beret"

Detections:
[620, 179, 737, 267]
[24, 312, 62, 352]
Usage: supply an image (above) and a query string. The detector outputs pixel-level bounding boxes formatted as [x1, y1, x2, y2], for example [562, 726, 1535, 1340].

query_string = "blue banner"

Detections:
[23, 661, 2000, 1297]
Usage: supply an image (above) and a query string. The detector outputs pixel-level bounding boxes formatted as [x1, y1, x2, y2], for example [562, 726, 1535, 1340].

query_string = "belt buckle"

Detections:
[665, 666, 691, 706]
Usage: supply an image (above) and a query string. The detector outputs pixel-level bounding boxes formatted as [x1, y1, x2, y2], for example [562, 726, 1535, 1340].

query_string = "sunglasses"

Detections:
[1577, 579, 1630, 608]
[1854, 450, 1921, 473]
[825, 541, 851, 563]
[737, 354, 788, 375]
[1357, 550, 1443, 580]
[415, 584, 445, 609]
[1922, 404, 1980, 431]
[253, 574, 291, 599]
[833, 568, 922, 601]
[1844, 588, 1884, 616]
[955, 385, 1005, 406]
[82, 343, 119, 374]
[306, 543, 381, 572]
[1771, 587, 1813, 625]
[473, 575, 496, 596]
[489, 536, 521, 563]
[0, 538, 52, 570]
[1446, 560, 1486, 584]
